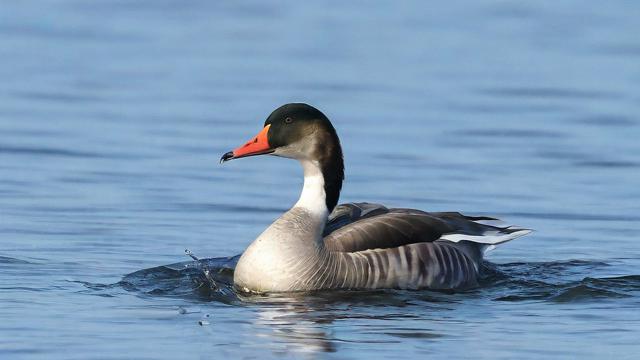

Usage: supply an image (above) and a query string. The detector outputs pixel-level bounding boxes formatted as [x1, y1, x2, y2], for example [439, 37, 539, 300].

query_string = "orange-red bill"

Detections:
[220, 124, 272, 162]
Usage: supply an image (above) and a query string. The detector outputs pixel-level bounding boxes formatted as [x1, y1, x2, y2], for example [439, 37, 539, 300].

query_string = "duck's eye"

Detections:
[284, 117, 293, 124]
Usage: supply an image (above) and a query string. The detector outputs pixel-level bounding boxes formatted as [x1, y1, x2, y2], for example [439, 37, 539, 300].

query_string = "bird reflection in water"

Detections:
[238, 291, 449, 355]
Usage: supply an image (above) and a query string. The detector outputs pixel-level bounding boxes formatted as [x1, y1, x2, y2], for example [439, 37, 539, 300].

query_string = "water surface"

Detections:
[1, 1, 639, 359]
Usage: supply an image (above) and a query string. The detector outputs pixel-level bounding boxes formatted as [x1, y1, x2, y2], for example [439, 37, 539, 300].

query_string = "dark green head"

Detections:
[221, 103, 344, 212]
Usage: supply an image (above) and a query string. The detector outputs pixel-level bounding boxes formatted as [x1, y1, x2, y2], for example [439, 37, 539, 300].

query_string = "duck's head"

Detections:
[220, 103, 341, 163]
[221, 103, 344, 211]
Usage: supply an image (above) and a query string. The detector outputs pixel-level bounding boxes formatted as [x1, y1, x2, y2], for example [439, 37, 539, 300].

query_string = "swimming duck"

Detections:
[221, 103, 531, 293]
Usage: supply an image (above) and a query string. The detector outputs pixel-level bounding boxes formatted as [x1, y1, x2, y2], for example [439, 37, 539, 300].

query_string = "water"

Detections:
[1, 1, 639, 358]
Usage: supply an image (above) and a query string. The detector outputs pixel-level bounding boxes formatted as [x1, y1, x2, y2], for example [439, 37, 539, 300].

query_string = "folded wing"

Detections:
[324, 202, 530, 253]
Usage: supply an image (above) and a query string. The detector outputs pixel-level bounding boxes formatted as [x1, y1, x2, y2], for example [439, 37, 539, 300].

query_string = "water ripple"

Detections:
[11, 91, 104, 103]
[0, 256, 33, 265]
[493, 211, 640, 222]
[0, 144, 104, 158]
[452, 128, 566, 139]
[0, 23, 138, 42]
[0, 144, 147, 160]
[479, 87, 618, 100]
[573, 160, 640, 168]
[574, 115, 637, 127]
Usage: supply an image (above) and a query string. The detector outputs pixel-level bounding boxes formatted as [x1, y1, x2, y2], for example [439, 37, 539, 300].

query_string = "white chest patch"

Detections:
[233, 159, 329, 292]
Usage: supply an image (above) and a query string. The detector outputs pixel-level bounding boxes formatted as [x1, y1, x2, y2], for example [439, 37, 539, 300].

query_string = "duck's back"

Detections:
[316, 203, 530, 290]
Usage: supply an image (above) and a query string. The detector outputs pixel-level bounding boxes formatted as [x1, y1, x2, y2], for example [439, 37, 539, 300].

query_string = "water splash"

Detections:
[119, 253, 240, 303]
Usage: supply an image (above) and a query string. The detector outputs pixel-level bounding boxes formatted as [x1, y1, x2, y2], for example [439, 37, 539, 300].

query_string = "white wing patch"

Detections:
[438, 227, 532, 254]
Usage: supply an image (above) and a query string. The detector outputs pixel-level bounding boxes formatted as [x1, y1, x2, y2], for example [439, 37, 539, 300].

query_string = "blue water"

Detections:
[1, 1, 640, 358]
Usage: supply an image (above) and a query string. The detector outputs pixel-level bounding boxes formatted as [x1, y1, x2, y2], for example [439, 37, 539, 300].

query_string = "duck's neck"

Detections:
[294, 160, 329, 219]
[233, 141, 344, 292]
[294, 140, 344, 215]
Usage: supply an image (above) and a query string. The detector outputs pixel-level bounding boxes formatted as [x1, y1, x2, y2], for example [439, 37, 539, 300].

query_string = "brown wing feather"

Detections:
[323, 202, 501, 253]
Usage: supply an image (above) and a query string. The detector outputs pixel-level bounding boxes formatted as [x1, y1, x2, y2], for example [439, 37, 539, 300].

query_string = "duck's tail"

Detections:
[438, 217, 533, 253]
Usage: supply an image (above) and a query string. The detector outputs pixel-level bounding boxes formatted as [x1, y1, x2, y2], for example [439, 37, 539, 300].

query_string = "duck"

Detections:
[220, 103, 531, 293]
